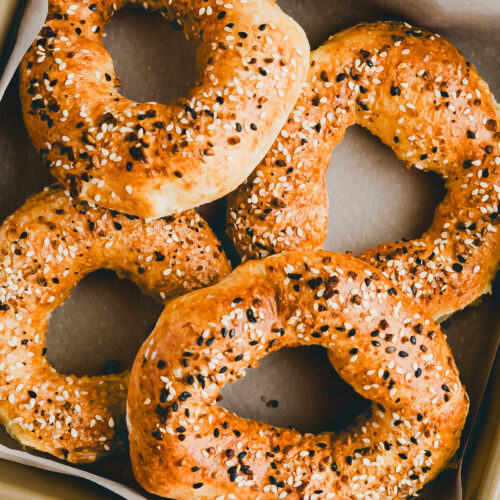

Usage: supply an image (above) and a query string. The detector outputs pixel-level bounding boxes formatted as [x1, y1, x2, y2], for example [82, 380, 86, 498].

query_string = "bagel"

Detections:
[20, 0, 309, 218]
[227, 21, 500, 320]
[0, 186, 230, 463]
[128, 250, 468, 499]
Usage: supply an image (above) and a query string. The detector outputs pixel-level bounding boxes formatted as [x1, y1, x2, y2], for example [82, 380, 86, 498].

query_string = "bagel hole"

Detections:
[325, 126, 445, 255]
[219, 346, 369, 433]
[103, 8, 196, 104]
[46, 270, 162, 377]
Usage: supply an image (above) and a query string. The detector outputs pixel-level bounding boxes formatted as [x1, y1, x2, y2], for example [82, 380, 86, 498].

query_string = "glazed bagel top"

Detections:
[227, 21, 500, 320]
[20, 0, 309, 218]
[0, 186, 230, 463]
[128, 251, 468, 499]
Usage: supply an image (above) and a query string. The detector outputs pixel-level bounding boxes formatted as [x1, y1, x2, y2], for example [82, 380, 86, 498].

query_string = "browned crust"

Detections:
[0, 186, 230, 462]
[227, 21, 500, 320]
[128, 250, 468, 499]
[19, 0, 309, 218]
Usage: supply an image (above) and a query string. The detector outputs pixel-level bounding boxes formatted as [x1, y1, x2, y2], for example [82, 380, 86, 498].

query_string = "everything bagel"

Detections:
[20, 0, 309, 218]
[128, 250, 468, 499]
[0, 186, 230, 463]
[227, 21, 500, 320]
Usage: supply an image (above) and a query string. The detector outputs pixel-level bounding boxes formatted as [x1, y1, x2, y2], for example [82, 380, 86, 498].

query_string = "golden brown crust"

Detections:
[0, 186, 230, 463]
[19, 0, 310, 218]
[227, 21, 500, 320]
[128, 250, 468, 499]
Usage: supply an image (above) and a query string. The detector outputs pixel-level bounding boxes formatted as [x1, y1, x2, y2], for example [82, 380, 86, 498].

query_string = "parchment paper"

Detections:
[0, 0, 499, 498]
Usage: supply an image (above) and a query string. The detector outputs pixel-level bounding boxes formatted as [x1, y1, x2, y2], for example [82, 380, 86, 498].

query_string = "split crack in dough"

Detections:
[20, 0, 309, 218]
[227, 21, 500, 320]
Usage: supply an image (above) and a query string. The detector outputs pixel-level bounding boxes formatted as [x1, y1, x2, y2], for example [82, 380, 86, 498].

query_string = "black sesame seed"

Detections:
[390, 85, 401, 96]
[246, 309, 257, 323]
[307, 277, 323, 289]
[152, 430, 163, 441]
[159, 388, 169, 403]
[179, 392, 192, 401]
